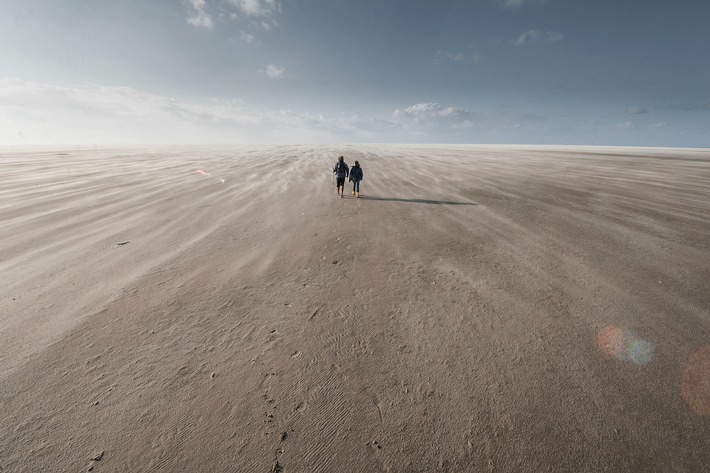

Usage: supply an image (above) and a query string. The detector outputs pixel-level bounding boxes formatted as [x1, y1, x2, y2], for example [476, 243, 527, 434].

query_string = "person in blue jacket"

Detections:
[349, 160, 364, 198]
[333, 156, 349, 198]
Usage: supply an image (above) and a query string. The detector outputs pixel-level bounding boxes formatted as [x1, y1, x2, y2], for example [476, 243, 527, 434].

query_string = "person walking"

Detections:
[349, 160, 363, 198]
[333, 156, 349, 198]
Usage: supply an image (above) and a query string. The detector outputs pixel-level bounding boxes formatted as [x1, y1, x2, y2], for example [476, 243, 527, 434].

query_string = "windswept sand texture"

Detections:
[1, 145, 709, 472]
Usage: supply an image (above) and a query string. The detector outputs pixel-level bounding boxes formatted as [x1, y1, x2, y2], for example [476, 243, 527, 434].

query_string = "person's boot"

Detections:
[352, 190, 355, 195]
[356, 191, 359, 198]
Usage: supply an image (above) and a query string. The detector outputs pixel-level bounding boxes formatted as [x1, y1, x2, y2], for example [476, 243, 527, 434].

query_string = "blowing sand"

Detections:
[1, 144, 709, 472]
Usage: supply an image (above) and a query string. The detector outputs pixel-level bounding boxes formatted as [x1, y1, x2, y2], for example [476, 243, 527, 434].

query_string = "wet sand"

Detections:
[1, 144, 709, 472]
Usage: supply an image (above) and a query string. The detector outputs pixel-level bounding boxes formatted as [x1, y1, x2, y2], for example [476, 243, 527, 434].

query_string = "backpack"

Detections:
[336, 161, 345, 173]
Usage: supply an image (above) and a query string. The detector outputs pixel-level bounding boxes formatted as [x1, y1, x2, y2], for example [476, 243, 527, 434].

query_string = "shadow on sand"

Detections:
[358, 195, 477, 206]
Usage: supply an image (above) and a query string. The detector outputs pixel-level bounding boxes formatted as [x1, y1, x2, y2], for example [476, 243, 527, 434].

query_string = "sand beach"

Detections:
[1, 145, 709, 472]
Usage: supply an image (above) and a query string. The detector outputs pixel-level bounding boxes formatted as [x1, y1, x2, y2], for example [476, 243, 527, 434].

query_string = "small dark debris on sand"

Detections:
[90, 450, 104, 461]
[113, 241, 130, 247]
[366, 440, 383, 450]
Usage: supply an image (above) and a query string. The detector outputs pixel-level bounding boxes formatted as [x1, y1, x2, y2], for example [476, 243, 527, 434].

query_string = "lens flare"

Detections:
[196, 169, 224, 182]
[681, 346, 710, 416]
[597, 325, 625, 357]
[597, 325, 654, 366]
[627, 339, 654, 365]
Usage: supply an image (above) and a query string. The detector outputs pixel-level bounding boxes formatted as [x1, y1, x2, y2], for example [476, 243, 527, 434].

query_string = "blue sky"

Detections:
[0, 0, 708, 146]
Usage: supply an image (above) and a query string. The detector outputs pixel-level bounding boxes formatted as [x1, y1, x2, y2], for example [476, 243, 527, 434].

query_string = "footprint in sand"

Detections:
[292, 400, 308, 414]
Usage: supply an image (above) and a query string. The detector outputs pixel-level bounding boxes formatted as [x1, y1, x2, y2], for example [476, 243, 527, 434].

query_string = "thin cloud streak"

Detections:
[0, 77, 701, 147]
[497, 0, 548, 9]
[0, 78, 553, 145]
[435, 50, 482, 64]
[626, 106, 648, 115]
[516, 30, 564, 45]
[240, 31, 257, 44]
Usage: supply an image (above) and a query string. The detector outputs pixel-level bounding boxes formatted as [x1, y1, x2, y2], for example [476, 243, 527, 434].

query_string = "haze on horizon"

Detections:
[0, 0, 708, 147]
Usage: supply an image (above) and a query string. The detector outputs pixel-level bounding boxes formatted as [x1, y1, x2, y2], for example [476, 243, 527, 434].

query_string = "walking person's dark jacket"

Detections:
[349, 165, 363, 182]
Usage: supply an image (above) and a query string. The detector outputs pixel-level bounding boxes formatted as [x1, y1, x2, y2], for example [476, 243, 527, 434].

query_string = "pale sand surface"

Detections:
[1, 145, 709, 472]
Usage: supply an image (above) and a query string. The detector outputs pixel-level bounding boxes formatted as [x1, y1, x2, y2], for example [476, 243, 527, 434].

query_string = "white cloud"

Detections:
[434, 50, 483, 65]
[393, 103, 474, 130]
[516, 31, 540, 45]
[455, 110, 545, 131]
[0, 78, 553, 145]
[0, 78, 418, 144]
[435, 51, 465, 62]
[240, 31, 257, 44]
[391, 103, 548, 135]
[186, 0, 213, 28]
[0, 77, 321, 144]
[184, 0, 279, 30]
[649, 122, 667, 129]
[626, 106, 648, 114]
[0, 80, 459, 144]
[263, 64, 286, 78]
[516, 30, 564, 45]
[186, 0, 207, 11]
[225, 0, 279, 17]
